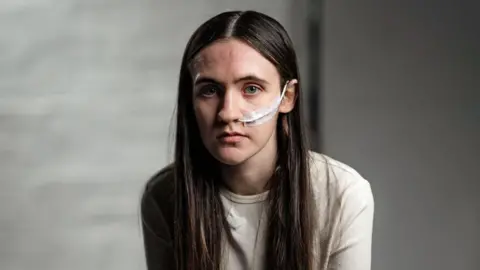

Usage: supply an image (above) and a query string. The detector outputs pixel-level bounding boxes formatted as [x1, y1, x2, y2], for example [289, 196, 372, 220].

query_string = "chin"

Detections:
[210, 146, 252, 166]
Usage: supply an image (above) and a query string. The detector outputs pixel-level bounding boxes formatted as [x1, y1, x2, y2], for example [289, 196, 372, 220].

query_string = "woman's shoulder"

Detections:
[144, 163, 175, 198]
[308, 152, 375, 267]
[308, 152, 374, 265]
[309, 151, 371, 189]
[141, 164, 175, 241]
[308, 151, 374, 210]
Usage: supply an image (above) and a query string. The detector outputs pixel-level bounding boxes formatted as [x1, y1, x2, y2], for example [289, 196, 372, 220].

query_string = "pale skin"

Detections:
[191, 38, 298, 195]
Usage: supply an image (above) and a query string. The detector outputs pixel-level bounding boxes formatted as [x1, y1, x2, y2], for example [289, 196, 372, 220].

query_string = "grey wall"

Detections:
[2, 0, 478, 270]
[0, 1, 306, 270]
[323, 1, 479, 270]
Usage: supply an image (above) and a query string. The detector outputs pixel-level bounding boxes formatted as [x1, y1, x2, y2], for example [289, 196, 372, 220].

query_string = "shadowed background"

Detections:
[0, 0, 478, 269]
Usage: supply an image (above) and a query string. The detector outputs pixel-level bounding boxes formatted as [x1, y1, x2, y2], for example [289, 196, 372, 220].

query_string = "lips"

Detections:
[217, 132, 246, 143]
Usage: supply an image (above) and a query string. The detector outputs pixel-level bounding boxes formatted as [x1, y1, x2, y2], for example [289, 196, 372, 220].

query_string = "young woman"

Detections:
[141, 10, 374, 270]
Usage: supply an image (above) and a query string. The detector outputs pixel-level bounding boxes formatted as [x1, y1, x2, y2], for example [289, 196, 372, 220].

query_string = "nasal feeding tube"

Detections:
[238, 81, 289, 126]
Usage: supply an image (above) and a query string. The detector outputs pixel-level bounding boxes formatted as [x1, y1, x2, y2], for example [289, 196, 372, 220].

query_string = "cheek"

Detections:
[247, 117, 278, 142]
[194, 102, 215, 133]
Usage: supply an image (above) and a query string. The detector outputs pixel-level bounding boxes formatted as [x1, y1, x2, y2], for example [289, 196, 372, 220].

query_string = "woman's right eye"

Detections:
[199, 85, 219, 97]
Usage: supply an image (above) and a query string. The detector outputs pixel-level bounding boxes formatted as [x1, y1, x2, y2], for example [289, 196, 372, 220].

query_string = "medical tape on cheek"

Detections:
[239, 81, 289, 126]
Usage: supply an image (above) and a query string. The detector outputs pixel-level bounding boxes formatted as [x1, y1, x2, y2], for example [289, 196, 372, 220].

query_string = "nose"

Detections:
[217, 89, 243, 123]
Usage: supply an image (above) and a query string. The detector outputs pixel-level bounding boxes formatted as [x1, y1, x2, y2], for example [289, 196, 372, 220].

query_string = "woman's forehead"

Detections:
[191, 39, 279, 83]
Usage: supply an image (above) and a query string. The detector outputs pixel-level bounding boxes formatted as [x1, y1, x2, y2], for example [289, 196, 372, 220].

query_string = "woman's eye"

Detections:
[244, 85, 260, 95]
[199, 85, 219, 97]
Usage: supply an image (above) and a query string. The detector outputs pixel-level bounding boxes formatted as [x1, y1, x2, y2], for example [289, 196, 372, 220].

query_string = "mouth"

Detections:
[216, 132, 246, 143]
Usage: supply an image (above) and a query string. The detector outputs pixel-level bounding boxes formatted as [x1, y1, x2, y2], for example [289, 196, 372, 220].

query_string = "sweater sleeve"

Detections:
[328, 180, 375, 270]
[141, 190, 175, 270]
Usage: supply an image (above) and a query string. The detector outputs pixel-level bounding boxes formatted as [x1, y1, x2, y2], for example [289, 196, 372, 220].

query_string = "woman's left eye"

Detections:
[244, 85, 261, 95]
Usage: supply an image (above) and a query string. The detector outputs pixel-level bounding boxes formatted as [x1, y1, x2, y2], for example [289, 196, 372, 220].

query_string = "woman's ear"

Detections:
[278, 79, 298, 113]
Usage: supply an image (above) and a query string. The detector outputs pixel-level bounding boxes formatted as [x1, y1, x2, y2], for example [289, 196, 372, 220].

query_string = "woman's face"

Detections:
[190, 38, 296, 166]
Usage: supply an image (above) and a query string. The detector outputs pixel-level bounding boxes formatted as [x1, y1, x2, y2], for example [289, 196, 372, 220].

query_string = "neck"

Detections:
[221, 137, 278, 196]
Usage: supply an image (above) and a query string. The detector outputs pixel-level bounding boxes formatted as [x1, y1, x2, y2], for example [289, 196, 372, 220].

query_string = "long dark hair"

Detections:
[174, 10, 313, 270]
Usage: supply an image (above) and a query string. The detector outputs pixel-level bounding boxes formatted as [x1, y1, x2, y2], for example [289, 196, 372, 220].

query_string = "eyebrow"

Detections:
[193, 75, 270, 86]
